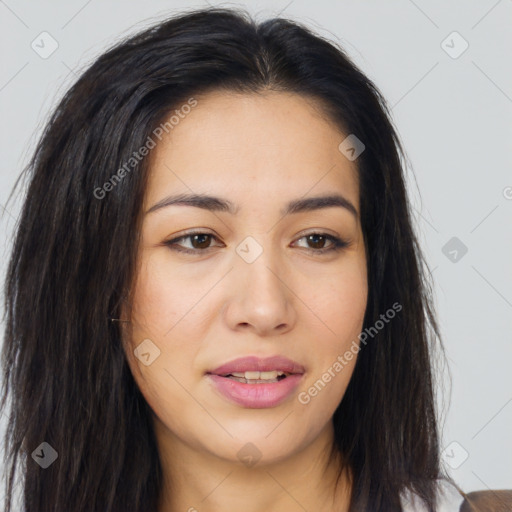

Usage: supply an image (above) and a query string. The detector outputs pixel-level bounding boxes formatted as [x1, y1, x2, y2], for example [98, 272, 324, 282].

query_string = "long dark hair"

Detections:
[1, 6, 453, 511]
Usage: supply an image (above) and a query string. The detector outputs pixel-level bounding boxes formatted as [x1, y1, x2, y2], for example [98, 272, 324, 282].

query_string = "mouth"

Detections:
[215, 370, 290, 384]
[206, 355, 305, 408]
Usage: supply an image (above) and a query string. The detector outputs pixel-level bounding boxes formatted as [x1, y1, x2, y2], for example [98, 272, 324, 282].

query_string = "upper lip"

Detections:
[208, 356, 305, 376]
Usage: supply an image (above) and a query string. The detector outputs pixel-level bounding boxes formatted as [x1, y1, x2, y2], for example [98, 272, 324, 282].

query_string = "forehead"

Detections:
[145, 90, 359, 213]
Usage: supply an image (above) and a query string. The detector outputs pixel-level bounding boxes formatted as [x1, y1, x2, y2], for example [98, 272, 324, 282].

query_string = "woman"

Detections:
[1, 6, 467, 511]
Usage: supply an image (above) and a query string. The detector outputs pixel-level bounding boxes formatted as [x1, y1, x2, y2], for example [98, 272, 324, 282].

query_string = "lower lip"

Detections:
[207, 374, 303, 408]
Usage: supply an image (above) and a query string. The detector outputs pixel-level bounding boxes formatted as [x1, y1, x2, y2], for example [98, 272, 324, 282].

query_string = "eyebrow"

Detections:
[145, 192, 358, 218]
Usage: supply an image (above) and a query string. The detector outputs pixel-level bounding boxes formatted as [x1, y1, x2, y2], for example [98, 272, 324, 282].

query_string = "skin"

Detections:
[121, 89, 368, 512]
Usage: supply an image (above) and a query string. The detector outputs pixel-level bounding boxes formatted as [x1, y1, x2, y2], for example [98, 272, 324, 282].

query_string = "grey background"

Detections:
[1, 0, 511, 505]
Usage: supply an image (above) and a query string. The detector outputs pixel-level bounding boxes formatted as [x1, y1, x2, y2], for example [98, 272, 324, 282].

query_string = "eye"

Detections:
[163, 231, 350, 255]
[163, 231, 222, 254]
[292, 233, 349, 253]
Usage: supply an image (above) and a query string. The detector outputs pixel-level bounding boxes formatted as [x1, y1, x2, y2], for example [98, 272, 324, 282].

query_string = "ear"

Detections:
[459, 490, 512, 512]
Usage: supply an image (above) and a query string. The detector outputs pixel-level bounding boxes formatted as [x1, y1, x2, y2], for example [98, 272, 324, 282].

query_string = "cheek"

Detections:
[123, 255, 200, 401]
[299, 261, 367, 406]
[310, 259, 368, 344]
[123, 264, 200, 432]
[129, 253, 200, 338]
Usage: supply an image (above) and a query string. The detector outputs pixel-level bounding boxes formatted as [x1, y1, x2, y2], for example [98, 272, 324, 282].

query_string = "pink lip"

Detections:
[208, 355, 305, 376]
[206, 355, 305, 409]
[207, 374, 303, 408]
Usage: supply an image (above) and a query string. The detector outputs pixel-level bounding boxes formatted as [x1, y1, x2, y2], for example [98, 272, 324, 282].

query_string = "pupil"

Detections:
[192, 234, 211, 249]
[308, 234, 325, 249]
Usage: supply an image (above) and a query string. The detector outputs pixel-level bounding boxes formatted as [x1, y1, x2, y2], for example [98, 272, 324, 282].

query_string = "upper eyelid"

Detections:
[169, 230, 338, 241]
[166, 231, 347, 249]
[170, 226, 345, 239]
[172, 232, 223, 247]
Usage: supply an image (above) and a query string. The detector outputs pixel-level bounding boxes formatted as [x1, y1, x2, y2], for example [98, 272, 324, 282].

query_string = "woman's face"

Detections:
[122, 90, 368, 466]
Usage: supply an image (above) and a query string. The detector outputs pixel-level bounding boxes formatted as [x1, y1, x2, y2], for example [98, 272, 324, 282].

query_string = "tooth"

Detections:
[259, 370, 279, 379]
[224, 370, 288, 381]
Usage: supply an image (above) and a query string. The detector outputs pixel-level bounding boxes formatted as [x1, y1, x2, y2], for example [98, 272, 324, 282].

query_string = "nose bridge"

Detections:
[226, 233, 295, 333]
[236, 234, 286, 299]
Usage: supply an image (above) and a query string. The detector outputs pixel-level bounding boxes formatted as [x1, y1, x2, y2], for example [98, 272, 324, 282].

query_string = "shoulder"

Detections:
[401, 479, 465, 511]
[459, 489, 512, 511]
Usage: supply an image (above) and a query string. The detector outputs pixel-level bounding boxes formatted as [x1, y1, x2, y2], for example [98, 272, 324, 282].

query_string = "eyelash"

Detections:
[163, 230, 349, 256]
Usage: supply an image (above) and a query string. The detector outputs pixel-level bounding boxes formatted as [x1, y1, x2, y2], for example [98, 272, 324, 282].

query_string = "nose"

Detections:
[223, 245, 297, 337]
